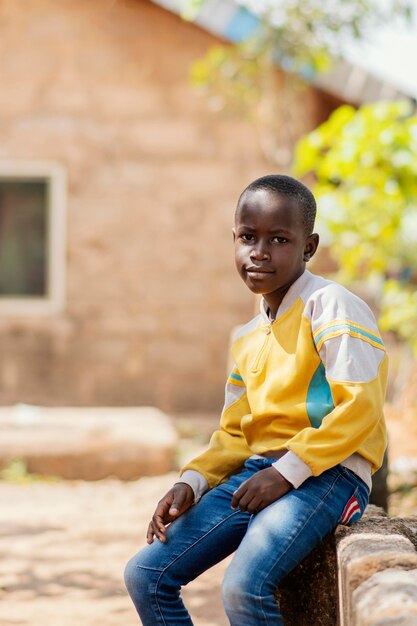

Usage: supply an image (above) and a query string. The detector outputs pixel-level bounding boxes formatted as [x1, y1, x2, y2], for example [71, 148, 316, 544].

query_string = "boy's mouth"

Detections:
[245, 266, 275, 274]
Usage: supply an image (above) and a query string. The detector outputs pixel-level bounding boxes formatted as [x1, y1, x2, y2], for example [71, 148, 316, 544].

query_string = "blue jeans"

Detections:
[124, 458, 369, 625]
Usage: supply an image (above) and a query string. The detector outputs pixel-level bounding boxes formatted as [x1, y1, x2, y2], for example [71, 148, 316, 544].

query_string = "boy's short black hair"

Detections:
[237, 174, 317, 236]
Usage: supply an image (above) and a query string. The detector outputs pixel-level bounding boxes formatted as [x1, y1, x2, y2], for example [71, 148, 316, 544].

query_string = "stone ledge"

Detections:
[0, 404, 178, 480]
[338, 532, 417, 626]
[353, 568, 417, 626]
[276, 506, 417, 626]
[337, 507, 417, 626]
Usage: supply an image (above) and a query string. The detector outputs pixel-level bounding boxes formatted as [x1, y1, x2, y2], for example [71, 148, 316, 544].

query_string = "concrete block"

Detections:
[274, 506, 417, 626]
[336, 506, 417, 553]
[338, 532, 417, 626]
[0, 404, 178, 480]
[354, 568, 417, 626]
[402, 519, 417, 550]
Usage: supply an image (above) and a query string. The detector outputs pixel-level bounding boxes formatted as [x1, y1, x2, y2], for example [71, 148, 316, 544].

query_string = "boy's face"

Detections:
[233, 188, 318, 314]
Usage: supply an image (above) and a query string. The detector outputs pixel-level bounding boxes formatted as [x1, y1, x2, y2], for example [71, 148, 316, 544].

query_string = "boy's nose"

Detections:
[250, 246, 269, 260]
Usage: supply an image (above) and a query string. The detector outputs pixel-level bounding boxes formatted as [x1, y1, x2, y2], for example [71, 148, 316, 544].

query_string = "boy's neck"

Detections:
[263, 269, 307, 320]
[265, 307, 276, 322]
[263, 294, 285, 321]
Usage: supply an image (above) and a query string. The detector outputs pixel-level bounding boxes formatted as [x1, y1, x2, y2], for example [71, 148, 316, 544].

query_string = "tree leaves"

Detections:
[294, 100, 417, 353]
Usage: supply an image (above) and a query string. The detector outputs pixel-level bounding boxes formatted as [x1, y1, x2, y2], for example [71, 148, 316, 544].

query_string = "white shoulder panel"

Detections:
[303, 280, 386, 383]
[232, 314, 262, 342]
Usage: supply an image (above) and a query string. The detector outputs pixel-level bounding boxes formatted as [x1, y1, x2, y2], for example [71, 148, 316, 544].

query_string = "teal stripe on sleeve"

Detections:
[229, 372, 244, 383]
[314, 323, 384, 347]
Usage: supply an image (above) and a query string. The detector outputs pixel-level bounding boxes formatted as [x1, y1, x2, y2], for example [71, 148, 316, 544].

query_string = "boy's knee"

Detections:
[222, 565, 253, 610]
[124, 554, 152, 598]
[223, 565, 281, 622]
[124, 555, 138, 594]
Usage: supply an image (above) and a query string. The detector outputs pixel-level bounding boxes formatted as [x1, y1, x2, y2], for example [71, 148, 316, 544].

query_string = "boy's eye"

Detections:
[272, 236, 288, 244]
[240, 234, 255, 242]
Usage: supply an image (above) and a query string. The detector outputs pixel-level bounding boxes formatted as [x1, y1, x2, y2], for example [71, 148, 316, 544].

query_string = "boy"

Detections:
[125, 175, 388, 625]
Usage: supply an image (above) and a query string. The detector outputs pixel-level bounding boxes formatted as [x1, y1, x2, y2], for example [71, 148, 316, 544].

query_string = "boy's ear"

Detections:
[232, 227, 236, 242]
[303, 233, 319, 262]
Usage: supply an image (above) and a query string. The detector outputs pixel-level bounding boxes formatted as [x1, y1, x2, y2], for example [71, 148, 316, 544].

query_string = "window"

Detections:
[0, 162, 66, 314]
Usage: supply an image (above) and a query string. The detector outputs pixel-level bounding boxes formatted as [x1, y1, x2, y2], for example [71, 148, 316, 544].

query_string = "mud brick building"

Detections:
[0, 0, 404, 411]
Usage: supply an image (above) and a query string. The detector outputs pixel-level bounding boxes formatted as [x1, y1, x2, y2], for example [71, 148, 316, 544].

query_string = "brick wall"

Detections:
[0, 0, 340, 411]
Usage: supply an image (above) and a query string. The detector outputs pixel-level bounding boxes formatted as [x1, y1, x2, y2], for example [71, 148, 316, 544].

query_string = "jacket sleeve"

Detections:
[179, 365, 254, 489]
[286, 285, 388, 476]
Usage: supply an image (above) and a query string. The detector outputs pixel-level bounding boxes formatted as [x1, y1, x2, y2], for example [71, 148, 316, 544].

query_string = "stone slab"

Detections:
[354, 568, 417, 626]
[0, 404, 178, 480]
[336, 507, 417, 626]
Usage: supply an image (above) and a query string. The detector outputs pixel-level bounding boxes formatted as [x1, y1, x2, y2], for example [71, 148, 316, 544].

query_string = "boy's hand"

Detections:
[147, 483, 194, 544]
[231, 467, 292, 514]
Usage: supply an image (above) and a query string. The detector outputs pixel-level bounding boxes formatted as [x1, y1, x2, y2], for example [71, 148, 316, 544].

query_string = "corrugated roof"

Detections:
[150, 0, 411, 104]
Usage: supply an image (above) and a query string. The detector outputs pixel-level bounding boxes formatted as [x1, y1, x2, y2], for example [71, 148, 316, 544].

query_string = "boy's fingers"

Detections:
[147, 496, 173, 543]
[155, 494, 174, 522]
[146, 522, 155, 544]
[236, 491, 257, 513]
[150, 514, 167, 542]
[147, 520, 165, 544]
[153, 510, 169, 537]
[245, 496, 262, 514]
[168, 496, 184, 515]
[145, 485, 194, 544]
[231, 483, 247, 509]
[169, 489, 189, 515]
[169, 483, 194, 515]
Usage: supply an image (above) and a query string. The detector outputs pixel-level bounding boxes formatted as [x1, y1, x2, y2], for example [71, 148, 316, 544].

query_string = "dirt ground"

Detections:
[0, 473, 232, 626]
[1, 410, 416, 626]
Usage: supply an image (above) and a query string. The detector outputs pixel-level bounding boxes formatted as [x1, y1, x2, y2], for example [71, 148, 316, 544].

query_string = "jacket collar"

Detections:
[260, 270, 312, 323]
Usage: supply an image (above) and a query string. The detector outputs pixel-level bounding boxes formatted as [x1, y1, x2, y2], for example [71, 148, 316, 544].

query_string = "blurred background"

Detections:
[0, 1, 416, 624]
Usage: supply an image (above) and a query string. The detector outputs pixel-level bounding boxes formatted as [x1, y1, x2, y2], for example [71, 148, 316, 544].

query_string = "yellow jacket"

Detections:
[181, 271, 388, 492]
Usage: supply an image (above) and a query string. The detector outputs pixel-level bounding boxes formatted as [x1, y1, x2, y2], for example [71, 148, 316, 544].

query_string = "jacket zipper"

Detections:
[251, 324, 272, 373]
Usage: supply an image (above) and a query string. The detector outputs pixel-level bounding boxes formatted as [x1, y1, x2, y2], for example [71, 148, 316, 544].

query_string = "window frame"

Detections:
[0, 161, 67, 315]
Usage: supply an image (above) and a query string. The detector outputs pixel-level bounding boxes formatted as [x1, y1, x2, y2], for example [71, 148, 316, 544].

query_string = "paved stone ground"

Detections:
[1, 410, 415, 626]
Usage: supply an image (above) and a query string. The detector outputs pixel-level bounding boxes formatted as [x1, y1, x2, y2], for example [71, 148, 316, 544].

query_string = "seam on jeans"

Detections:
[256, 471, 341, 623]
[338, 464, 370, 493]
[148, 575, 168, 626]
[153, 509, 243, 624]
[320, 469, 342, 504]
[131, 563, 165, 572]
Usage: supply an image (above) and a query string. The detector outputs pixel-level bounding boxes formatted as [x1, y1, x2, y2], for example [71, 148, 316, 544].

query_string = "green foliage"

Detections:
[185, 0, 412, 104]
[0, 458, 58, 483]
[182, 0, 416, 350]
[293, 100, 417, 354]
[380, 280, 417, 353]
[190, 42, 263, 115]
[0, 458, 32, 483]
[184, 0, 412, 165]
